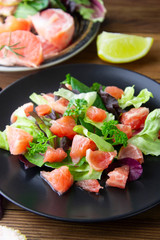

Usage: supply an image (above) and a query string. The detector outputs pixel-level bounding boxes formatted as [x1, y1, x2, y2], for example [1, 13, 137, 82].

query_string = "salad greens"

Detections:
[14, 0, 106, 22]
[0, 73, 158, 190]
[128, 109, 160, 156]
[118, 86, 153, 109]
[101, 120, 128, 147]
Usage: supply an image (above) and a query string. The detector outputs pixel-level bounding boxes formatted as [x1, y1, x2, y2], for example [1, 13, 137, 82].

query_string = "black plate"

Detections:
[0, 63, 160, 222]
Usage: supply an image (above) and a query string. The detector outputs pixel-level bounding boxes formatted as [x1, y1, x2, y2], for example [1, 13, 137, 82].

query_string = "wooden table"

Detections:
[0, 0, 160, 239]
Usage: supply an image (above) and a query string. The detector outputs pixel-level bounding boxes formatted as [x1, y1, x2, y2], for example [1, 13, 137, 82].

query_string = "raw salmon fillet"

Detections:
[0, 30, 43, 67]
[30, 8, 75, 51]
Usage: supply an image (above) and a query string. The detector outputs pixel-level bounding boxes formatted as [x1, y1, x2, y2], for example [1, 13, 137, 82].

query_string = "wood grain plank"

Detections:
[0, 0, 160, 239]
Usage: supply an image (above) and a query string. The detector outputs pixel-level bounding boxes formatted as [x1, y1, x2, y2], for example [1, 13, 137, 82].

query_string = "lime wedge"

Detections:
[97, 32, 153, 63]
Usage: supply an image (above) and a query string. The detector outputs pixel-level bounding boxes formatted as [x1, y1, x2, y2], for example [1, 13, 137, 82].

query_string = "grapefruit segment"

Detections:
[118, 143, 144, 164]
[35, 104, 51, 117]
[42, 94, 69, 114]
[0, 30, 43, 67]
[76, 179, 103, 193]
[106, 165, 129, 189]
[6, 125, 33, 155]
[86, 106, 107, 122]
[86, 149, 117, 171]
[43, 146, 67, 163]
[50, 116, 76, 140]
[40, 166, 74, 195]
[120, 107, 149, 130]
[105, 86, 124, 100]
[70, 135, 97, 164]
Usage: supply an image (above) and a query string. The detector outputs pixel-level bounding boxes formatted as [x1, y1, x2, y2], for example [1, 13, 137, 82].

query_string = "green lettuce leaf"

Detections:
[128, 109, 160, 155]
[12, 117, 41, 140]
[118, 86, 153, 109]
[24, 152, 44, 167]
[29, 92, 48, 106]
[54, 88, 97, 107]
[0, 131, 9, 151]
[46, 154, 102, 181]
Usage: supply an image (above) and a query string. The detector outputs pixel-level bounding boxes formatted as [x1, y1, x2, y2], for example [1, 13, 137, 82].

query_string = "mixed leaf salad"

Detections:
[0, 73, 159, 195]
[2, 0, 106, 22]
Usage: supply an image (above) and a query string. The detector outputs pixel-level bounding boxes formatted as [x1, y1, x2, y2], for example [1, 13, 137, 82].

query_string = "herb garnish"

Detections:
[101, 120, 128, 147]
[27, 131, 55, 157]
[0, 32, 25, 57]
[64, 98, 88, 120]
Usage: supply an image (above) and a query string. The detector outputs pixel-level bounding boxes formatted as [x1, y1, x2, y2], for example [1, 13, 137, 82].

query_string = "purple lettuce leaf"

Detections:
[99, 87, 123, 120]
[62, 0, 106, 22]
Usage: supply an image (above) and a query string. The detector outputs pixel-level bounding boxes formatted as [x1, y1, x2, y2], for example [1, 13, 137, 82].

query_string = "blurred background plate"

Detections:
[0, 16, 100, 72]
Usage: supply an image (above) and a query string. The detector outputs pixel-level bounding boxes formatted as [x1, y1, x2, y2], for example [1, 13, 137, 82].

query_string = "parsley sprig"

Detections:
[0, 32, 25, 57]
[27, 131, 55, 157]
[101, 120, 128, 147]
[64, 98, 88, 120]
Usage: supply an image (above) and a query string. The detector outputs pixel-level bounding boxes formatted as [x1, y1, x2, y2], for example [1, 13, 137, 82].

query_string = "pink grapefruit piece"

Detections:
[6, 125, 33, 155]
[76, 179, 103, 193]
[40, 166, 74, 195]
[86, 149, 117, 171]
[70, 135, 97, 164]
[106, 165, 129, 189]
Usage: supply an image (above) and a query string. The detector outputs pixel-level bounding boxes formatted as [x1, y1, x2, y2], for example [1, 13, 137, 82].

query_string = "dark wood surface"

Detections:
[1, 0, 160, 239]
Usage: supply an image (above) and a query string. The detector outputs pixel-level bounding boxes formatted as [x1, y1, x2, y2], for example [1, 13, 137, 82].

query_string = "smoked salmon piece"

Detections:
[37, 35, 59, 60]
[0, 16, 31, 33]
[30, 8, 75, 51]
[40, 166, 74, 195]
[0, 30, 43, 67]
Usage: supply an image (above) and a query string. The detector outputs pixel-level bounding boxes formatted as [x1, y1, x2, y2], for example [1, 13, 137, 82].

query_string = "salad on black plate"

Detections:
[0, 73, 159, 195]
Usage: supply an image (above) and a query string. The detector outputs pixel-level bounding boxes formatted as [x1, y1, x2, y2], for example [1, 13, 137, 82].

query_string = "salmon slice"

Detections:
[37, 35, 59, 60]
[0, 16, 31, 33]
[0, 30, 43, 67]
[30, 8, 75, 51]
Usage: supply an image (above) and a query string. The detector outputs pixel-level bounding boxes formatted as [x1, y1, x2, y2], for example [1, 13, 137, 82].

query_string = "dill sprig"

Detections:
[0, 32, 25, 57]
